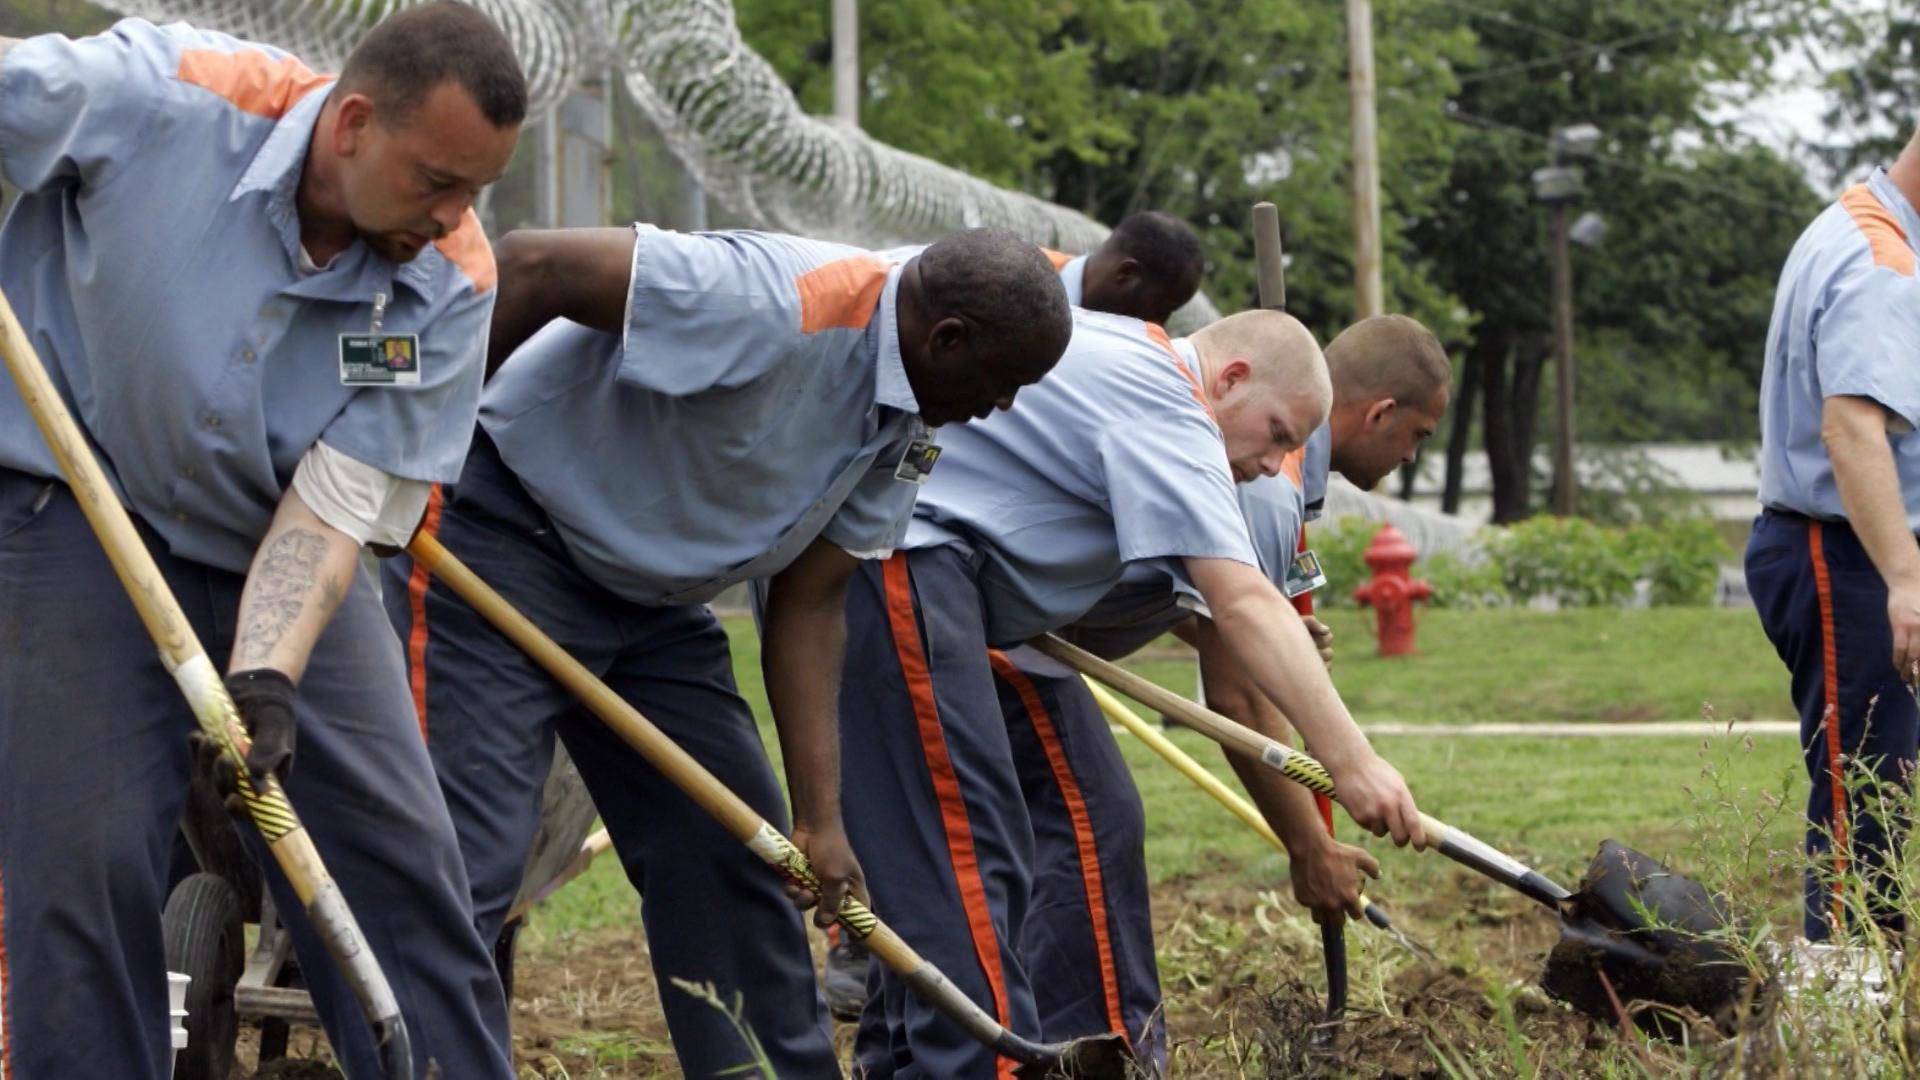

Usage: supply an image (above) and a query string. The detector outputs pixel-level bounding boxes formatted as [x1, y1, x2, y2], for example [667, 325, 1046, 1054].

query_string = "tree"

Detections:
[1820, 7, 1918, 180]
[734, 0, 1478, 348]
[1411, 0, 1819, 521]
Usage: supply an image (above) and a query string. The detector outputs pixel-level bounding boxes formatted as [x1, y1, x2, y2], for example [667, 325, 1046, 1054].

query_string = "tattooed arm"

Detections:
[229, 486, 359, 680]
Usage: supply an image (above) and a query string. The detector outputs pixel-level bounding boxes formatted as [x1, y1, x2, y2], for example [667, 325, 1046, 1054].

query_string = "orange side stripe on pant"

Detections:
[1809, 522, 1850, 929]
[882, 557, 1016, 1077]
[1, 860, 12, 1079]
[988, 650, 1131, 1046]
[407, 485, 447, 741]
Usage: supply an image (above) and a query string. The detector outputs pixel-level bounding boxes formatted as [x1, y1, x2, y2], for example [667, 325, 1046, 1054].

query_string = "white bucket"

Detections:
[166, 972, 192, 1077]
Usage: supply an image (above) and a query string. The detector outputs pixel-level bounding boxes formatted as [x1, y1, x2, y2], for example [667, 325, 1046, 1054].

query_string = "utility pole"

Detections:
[1531, 123, 1601, 517]
[1549, 202, 1576, 516]
[1345, 0, 1383, 318]
[833, 0, 859, 126]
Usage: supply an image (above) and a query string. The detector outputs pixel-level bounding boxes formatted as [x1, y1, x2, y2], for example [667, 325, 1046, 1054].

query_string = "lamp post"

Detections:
[1531, 123, 1600, 517]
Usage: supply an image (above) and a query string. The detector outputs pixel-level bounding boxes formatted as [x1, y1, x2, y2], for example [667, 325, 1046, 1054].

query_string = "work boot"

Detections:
[823, 937, 872, 1022]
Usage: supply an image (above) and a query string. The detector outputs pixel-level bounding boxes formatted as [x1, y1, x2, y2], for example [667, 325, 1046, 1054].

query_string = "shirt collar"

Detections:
[1060, 255, 1088, 306]
[229, 82, 434, 302]
[870, 263, 920, 414]
[1301, 422, 1332, 512]
[1868, 167, 1920, 251]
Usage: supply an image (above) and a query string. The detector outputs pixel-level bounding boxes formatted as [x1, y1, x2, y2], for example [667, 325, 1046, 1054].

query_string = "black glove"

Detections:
[191, 669, 298, 818]
[227, 668, 297, 788]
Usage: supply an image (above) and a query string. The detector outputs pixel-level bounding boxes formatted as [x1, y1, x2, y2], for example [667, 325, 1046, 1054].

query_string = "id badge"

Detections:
[339, 333, 422, 386]
[894, 437, 942, 485]
[1283, 548, 1327, 598]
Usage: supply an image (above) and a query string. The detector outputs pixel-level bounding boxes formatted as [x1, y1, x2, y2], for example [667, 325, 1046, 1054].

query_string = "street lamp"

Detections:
[1532, 122, 1601, 517]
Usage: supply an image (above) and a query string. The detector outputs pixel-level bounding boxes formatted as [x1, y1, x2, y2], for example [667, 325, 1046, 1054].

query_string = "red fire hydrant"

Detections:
[1351, 524, 1432, 657]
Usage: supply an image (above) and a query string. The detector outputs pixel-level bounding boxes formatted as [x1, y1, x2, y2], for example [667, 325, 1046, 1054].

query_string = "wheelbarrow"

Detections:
[164, 745, 605, 1079]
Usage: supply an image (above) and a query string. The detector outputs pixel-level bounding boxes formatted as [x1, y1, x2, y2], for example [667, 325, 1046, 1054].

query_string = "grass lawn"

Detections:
[1131, 605, 1792, 725]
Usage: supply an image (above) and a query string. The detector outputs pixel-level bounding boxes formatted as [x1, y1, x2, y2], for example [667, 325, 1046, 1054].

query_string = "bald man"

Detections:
[835, 308, 1424, 1078]
[988, 314, 1449, 1064]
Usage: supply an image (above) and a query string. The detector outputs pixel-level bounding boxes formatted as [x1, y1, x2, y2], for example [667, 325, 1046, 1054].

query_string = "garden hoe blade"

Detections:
[1541, 840, 1753, 1039]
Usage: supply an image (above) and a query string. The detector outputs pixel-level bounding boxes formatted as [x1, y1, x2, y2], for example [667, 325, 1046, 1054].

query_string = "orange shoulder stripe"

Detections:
[1279, 447, 1305, 486]
[1144, 322, 1216, 422]
[1840, 185, 1916, 277]
[176, 47, 330, 121]
[1042, 248, 1076, 272]
[796, 255, 890, 334]
[434, 210, 497, 295]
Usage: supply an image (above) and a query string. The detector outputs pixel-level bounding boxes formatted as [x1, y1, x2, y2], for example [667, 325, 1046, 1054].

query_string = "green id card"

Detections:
[339, 333, 422, 387]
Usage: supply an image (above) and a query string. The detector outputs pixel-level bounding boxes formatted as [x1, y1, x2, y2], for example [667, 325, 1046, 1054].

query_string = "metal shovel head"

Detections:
[1540, 840, 1752, 1039]
[1010, 1032, 1134, 1079]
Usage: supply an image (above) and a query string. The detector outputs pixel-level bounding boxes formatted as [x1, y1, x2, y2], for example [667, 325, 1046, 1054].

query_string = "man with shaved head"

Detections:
[384, 224, 1070, 1074]
[834, 306, 1425, 1077]
[976, 313, 1450, 1065]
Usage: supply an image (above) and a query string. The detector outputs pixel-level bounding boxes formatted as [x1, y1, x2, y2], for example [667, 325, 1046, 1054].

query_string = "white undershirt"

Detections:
[292, 441, 432, 549]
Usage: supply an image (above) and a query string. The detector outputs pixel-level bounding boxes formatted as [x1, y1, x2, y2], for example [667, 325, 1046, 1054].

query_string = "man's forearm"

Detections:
[1197, 640, 1335, 854]
[1826, 395, 1920, 586]
[229, 489, 360, 680]
[1205, 592, 1369, 765]
[761, 557, 857, 829]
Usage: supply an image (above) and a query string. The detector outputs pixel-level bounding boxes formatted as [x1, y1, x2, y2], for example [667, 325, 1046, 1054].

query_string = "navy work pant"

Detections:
[382, 431, 838, 1078]
[0, 467, 512, 1079]
[1747, 510, 1919, 940]
[839, 548, 1159, 1078]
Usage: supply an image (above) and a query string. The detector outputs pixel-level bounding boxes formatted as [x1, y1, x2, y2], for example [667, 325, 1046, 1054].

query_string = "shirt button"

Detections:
[174, 511, 189, 523]
[202, 414, 221, 431]
[241, 348, 256, 363]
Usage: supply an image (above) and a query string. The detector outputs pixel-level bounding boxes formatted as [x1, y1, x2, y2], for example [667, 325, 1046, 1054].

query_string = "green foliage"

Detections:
[1308, 515, 1380, 605]
[1625, 515, 1726, 605]
[1818, 9, 1919, 182]
[1488, 515, 1642, 606]
[1483, 514, 1730, 607]
[1420, 549, 1505, 609]
[1315, 512, 1727, 609]
[734, 0, 1478, 345]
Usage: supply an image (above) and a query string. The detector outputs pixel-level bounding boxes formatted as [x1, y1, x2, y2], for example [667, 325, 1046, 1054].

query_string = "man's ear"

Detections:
[332, 92, 375, 157]
[1365, 397, 1397, 429]
[929, 314, 970, 358]
[1113, 256, 1142, 289]
[1212, 357, 1252, 400]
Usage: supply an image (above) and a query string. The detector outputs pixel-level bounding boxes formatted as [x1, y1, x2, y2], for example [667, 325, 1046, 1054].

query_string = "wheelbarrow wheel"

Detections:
[163, 871, 244, 1080]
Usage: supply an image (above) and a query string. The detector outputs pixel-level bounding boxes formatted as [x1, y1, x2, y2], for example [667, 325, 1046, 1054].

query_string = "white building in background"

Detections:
[1402, 442, 1762, 526]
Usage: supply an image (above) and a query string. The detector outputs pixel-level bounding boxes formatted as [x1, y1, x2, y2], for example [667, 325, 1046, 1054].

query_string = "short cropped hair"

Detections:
[919, 228, 1073, 365]
[338, 1, 528, 128]
[1108, 211, 1205, 297]
[1324, 315, 1451, 407]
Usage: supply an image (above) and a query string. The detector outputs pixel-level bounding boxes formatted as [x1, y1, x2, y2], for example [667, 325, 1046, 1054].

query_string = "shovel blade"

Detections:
[1009, 1032, 1134, 1079]
[1540, 840, 1755, 1039]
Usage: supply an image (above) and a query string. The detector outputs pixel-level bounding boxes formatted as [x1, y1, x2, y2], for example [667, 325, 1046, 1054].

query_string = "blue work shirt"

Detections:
[906, 309, 1257, 646]
[481, 225, 926, 605]
[1063, 425, 1322, 660]
[1758, 167, 1920, 527]
[0, 19, 495, 572]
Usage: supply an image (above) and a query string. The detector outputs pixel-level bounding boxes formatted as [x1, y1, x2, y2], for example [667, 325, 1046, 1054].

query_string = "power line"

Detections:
[1423, 0, 1588, 47]
[1440, 104, 1816, 216]
[1453, 19, 1702, 85]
